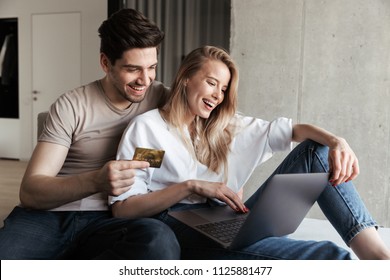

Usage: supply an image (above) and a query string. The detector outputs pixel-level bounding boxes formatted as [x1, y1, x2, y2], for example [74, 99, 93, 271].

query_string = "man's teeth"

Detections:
[130, 85, 145, 91]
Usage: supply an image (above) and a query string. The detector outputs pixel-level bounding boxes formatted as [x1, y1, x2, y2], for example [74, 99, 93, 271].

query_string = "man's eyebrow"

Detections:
[122, 64, 141, 69]
[148, 63, 158, 68]
[122, 63, 158, 69]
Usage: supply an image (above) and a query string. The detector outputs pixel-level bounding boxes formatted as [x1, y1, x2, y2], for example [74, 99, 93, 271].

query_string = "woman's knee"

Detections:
[296, 140, 330, 172]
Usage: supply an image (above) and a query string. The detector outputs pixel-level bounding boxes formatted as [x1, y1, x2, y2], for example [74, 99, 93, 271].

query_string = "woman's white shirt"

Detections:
[109, 109, 292, 205]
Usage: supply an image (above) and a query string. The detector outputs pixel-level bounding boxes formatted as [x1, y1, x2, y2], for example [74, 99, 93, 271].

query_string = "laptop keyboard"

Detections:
[195, 217, 247, 244]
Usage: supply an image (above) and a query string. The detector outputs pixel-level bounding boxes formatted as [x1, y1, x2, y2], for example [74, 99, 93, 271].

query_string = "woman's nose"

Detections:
[212, 88, 224, 101]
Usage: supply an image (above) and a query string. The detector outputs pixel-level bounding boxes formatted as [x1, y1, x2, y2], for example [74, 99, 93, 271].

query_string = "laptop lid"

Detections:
[168, 172, 329, 249]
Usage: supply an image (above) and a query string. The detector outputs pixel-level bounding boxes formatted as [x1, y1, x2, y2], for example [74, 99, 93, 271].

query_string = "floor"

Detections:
[291, 217, 390, 259]
[0, 159, 389, 259]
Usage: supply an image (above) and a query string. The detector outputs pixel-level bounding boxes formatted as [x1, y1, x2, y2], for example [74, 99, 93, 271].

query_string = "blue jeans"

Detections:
[158, 140, 377, 260]
[0, 208, 180, 260]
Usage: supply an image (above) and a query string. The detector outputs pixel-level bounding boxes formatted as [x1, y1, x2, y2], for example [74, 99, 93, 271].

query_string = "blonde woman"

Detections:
[110, 46, 390, 260]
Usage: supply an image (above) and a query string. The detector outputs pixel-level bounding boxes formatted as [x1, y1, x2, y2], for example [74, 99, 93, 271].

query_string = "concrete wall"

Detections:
[231, 0, 390, 227]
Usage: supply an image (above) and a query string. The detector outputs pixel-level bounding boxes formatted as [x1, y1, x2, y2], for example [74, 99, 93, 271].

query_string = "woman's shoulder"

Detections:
[130, 109, 165, 129]
[230, 112, 266, 127]
[125, 109, 170, 143]
[230, 113, 292, 136]
[133, 108, 161, 121]
[232, 112, 291, 125]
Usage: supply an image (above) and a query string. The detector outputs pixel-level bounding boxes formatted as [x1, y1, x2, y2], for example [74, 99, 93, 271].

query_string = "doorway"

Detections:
[31, 12, 81, 147]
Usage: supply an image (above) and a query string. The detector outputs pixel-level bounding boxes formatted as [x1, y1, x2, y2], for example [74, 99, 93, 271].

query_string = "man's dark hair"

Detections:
[98, 8, 165, 65]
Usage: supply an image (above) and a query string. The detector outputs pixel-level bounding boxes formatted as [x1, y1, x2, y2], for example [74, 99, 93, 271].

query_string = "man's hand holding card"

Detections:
[132, 147, 165, 168]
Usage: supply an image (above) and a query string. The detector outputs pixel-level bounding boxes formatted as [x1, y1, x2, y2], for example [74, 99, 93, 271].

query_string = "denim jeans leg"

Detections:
[162, 204, 351, 259]
[239, 236, 351, 260]
[246, 140, 377, 246]
[0, 207, 180, 260]
[0, 207, 75, 259]
[61, 216, 181, 260]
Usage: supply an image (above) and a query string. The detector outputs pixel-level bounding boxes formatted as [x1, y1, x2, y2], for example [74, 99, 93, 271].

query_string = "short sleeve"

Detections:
[229, 115, 293, 171]
[39, 94, 76, 148]
[267, 117, 293, 152]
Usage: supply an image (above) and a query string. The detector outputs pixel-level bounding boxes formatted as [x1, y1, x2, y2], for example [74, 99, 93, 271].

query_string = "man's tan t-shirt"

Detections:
[39, 80, 169, 211]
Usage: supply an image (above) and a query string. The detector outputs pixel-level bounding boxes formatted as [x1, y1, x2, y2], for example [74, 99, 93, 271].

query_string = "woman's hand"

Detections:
[292, 124, 360, 186]
[189, 180, 248, 213]
[327, 137, 359, 186]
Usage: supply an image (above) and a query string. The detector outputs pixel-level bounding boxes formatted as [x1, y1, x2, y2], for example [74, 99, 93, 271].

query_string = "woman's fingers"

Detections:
[328, 146, 359, 186]
[195, 181, 248, 213]
[217, 187, 248, 213]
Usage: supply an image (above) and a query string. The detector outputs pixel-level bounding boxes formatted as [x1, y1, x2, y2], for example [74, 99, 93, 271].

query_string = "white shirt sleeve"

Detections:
[267, 117, 293, 152]
[232, 114, 292, 160]
[225, 115, 293, 192]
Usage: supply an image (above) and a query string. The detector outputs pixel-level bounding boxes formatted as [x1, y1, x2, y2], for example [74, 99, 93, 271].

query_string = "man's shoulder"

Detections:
[61, 80, 100, 98]
[145, 81, 169, 99]
[54, 81, 102, 110]
[135, 81, 170, 112]
[148, 80, 169, 93]
[46, 80, 103, 123]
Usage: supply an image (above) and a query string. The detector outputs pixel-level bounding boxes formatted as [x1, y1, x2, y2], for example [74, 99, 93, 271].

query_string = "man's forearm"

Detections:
[19, 171, 100, 210]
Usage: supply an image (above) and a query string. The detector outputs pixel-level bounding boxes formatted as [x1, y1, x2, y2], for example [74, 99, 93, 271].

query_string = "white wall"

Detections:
[0, 0, 106, 160]
[231, 0, 390, 227]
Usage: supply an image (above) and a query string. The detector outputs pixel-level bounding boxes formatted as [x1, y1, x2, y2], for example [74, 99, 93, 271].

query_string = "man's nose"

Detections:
[137, 69, 151, 85]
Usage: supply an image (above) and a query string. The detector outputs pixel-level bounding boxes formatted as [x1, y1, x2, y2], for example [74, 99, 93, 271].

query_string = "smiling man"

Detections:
[0, 8, 179, 260]
[101, 47, 159, 107]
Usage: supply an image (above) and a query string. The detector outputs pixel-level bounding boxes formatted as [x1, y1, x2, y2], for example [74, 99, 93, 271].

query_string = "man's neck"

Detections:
[99, 78, 132, 110]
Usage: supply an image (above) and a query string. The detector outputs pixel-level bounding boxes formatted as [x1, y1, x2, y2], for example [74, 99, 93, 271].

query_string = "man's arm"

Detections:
[20, 142, 149, 210]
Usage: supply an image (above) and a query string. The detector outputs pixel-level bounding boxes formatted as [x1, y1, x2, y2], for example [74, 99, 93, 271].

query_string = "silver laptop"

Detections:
[168, 172, 329, 250]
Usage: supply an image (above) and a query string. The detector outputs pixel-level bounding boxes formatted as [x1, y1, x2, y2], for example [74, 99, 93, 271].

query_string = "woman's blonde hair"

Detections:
[161, 46, 239, 174]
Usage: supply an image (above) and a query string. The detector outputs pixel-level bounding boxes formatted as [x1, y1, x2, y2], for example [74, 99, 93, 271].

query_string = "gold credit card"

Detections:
[132, 147, 165, 168]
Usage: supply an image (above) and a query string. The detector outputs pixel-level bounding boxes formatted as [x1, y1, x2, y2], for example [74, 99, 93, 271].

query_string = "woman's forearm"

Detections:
[111, 181, 193, 219]
[292, 124, 342, 148]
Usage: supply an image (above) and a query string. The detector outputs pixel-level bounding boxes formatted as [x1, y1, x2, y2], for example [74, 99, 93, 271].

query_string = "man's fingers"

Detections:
[104, 160, 150, 196]
[110, 184, 132, 197]
[116, 160, 150, 170]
